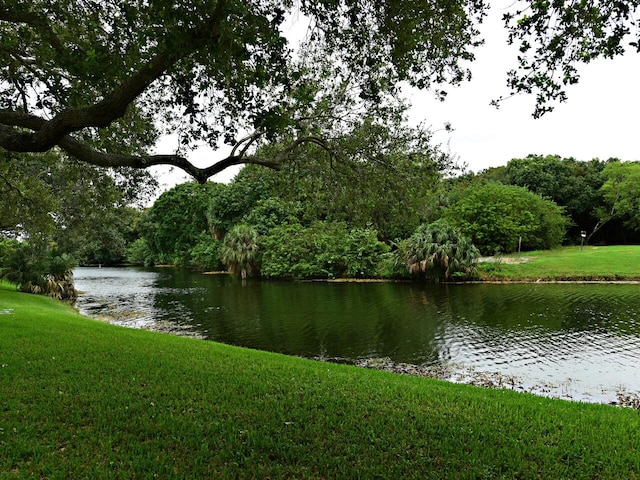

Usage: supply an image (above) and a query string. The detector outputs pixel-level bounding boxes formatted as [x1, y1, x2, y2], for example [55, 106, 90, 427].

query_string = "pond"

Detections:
[74, 266, 640, 405]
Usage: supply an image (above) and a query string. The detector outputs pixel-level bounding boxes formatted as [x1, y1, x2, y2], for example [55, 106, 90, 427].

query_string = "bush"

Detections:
[260, 223, 338, 278]
[190, 234, 222, 271]
[0, 238, 19, 271]
[260, 222, 388, 279]
[447, 183, 568, 255]
[343, 228, 390, 277]
[126, 238, 155, 266]
[399, 220, 479, 281]
[1, 243, 77, 299]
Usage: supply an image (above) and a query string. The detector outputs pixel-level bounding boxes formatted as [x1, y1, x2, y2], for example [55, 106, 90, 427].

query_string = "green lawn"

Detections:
[478, 245, 640, 281]
[1, 284, 640, 478]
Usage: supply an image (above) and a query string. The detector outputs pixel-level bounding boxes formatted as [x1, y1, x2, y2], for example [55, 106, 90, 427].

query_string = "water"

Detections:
[74, 267, 640, 404]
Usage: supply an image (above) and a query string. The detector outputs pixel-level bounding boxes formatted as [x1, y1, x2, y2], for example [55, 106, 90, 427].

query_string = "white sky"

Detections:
[410, 6, 640, 173]
[152, 4, 640, 191]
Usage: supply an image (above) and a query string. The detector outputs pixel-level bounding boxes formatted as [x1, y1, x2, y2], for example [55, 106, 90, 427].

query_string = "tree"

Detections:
[447, 183, 568, 255]
[1, 243, 77, 299]
[597, 161, 640, 237]
[0, 0, 486, 182]
[220, 224, 260, 279]
[400, 219, 479, 281]
[268, 119, 452, 240]
[503, 155, 607, 241]
[206, 166, 280, 239]
[140, 182, 217, 264]
[0, 148, 155, 261]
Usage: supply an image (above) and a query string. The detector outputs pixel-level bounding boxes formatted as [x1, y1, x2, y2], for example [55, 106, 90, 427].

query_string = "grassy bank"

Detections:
[477, 245, 640, 281]
[1, 286, 640, 478]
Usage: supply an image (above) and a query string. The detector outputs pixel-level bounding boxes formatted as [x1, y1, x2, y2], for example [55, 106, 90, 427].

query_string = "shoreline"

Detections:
[85, 309, 640, 410]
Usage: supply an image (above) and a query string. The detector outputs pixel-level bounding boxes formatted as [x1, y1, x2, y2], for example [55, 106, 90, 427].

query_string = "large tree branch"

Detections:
[54, 133, 332, 184]
[1, 106, 334, 183]
[0, 0, 229, 152]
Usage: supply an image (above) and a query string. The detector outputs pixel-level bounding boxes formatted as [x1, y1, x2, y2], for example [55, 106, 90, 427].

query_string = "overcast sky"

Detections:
[410, 5, 640, 173]
[153, 4, 640, 190]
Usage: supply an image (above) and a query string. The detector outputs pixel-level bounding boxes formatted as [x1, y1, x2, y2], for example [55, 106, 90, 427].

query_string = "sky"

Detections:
[152, 4, 640, 190]
[411, 6, 640, 174]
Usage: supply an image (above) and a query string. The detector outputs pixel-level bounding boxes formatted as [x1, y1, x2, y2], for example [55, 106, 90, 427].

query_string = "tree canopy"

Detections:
[0, 0, 486, 182]
[3, 0, 637, 182]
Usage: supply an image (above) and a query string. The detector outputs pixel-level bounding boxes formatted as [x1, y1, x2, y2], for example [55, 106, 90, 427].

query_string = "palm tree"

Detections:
[402, 220, 479, 281]
[220, 224, 259, 279]
[1, 245, 77, 299]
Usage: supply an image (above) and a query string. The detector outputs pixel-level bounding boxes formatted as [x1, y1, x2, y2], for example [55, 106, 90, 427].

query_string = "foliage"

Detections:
[599, 161, 640, 232]
[0, 237, 19, 269]
[0, 0, 486, 182]
[503, 155, 607, 240]
[126, 238, 154, 267]
[189, 234, 223, 272]
[501, 0, 640, 117]
[1, 243, 76, 299]
[141, 182, 217, 265]
[260, 222, 388, 279]
[240, 198, 304, 236]
[220, 224, 260, 279]
[343, 228, 390, 278]
[0, 149, 156, 264]
[206, 167, 279, 238]
[400, 220, 479, 280]
[447, 183, 568, 255]
[269, 119, 451, 240]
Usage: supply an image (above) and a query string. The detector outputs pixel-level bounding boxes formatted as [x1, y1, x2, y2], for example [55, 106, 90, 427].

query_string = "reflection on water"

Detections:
[74, 267, 640, 404]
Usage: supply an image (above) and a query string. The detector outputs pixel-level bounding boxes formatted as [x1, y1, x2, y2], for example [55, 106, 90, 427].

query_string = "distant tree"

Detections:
[400, 219, 479, 281]
[447, 183, 568, 255]
[240, 198, 303, 236]
[597, 161, 640, 237]
[503, 155, 607, 241]
[189, 233, 223, 272]
[141, 182, 216, 264]
[206, 167, 279, 239]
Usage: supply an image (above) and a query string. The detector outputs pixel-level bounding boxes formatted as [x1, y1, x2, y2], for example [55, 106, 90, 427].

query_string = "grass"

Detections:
[477, 245, 640, 281]
[2, 284, 640, 478]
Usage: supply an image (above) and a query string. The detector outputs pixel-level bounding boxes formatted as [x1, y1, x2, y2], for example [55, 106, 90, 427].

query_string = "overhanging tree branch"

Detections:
[54, 133, 332, 184]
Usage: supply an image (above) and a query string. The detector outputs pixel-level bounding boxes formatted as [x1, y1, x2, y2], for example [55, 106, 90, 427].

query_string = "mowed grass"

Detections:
[478, 245, 640, 281]
[1, 285, 640, 478]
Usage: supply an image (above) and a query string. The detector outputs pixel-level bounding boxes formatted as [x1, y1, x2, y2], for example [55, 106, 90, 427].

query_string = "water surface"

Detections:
[74, 267, 640, 404]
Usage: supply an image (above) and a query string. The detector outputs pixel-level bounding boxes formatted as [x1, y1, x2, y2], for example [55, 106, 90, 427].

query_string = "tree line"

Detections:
[4, 148, 640, 291]
[129, 154, 640, 281]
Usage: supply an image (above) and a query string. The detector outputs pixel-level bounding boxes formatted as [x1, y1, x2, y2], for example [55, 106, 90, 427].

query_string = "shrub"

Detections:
[260, 222, 388, 279]
[220, 224, 259, 279]
[343, 228, 390, 277]
[126, 238, 154, 266]
[190, 234, 222, 271]
[447, 183, 568, 255]
[400, 220, 479, 281]
[1, 243, 77, 299]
